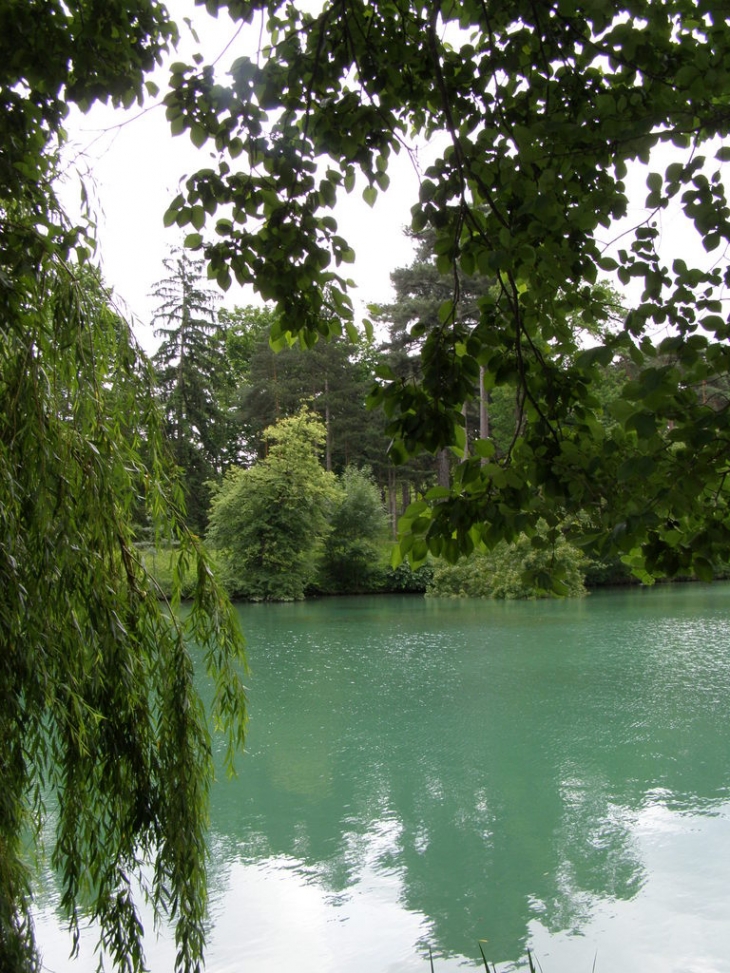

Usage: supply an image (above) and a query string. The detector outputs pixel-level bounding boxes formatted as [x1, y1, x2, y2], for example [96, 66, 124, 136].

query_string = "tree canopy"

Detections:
[207, 409, 340, 599]
[164, 0, 730, 581]
[152, 249, 232, 532]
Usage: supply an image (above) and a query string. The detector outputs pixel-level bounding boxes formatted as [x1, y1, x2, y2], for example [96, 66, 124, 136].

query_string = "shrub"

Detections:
[427, 524, 587, 599]
[318, 467, 389, 593]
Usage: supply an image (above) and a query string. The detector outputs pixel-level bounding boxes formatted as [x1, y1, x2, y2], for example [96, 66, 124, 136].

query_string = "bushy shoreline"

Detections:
[137, 542, 433, 602]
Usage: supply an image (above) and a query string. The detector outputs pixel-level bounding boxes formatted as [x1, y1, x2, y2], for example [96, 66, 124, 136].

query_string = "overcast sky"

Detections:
[61, 0, 423, 352]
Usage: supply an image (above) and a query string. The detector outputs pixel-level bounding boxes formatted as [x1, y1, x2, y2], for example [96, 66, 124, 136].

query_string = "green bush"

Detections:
[427, 524, 587, 599]
[583, 552, 636, 587]
[318, 467, 389, 593]
[377, 559, 434, 593]
[207, 410, 339, 601]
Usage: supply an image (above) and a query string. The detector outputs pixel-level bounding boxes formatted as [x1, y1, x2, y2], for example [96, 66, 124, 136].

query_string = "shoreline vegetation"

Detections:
[137, 540, 433, 602]
[135, 413, 722, 605]
[138, 539, 721, 604]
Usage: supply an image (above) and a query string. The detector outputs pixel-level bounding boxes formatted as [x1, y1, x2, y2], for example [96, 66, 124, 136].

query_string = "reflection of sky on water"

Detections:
[32, 585, 730, 973]
[35, 819, 472, 973]
[528, 801, 730, 973]
[206, 828, 446, 973]
[32, 801, 730, 973]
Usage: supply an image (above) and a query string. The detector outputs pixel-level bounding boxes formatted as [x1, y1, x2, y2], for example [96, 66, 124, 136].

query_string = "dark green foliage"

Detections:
[372, 231, 480, 492]
[239, 328, 384, 471]
[377, 559, 434, 594]
[163, 0, 730, 580]
[218, 304, 277, 379]
[151, 249, 232, 533]
[428, 523, 587, 599]
[584, 554, 637, 588]
[319, 467, 389, 592]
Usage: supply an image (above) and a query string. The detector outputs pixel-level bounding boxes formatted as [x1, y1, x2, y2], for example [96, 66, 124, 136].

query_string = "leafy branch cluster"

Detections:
[163, 0, 730, 579]
[0, 6, 247, 972]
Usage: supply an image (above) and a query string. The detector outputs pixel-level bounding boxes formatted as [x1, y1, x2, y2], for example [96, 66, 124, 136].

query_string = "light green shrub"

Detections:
[427, 523, 587, 599]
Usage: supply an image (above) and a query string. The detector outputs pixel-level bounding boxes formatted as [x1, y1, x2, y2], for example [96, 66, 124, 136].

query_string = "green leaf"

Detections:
[424, 485, 452, 500]
[169, 113, 186, 136]
[374, 363, 396, 380]
[574, 345, 614, 369]
[190, 124, 208, 148]
[617, 455, 656, 482]
[703, 232, 722, 252]
[453, 424, 467, 455]
[472, 439, 495, 459]
[700, 314, 727, 333]
[646, 171, 663, 192]
[627, 411, 657, 438]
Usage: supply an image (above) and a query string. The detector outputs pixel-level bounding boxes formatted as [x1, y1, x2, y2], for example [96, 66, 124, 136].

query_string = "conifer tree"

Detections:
[152, 248, 230, 532]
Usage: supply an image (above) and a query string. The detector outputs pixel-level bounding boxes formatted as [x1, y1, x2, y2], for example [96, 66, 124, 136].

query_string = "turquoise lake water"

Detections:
[36, 584, 730, 973]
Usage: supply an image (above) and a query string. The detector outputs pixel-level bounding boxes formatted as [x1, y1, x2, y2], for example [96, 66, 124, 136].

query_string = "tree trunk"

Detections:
[324, 376, 332, 472]
[479, 365, 490, 466]
[437, 448, 450, 488]
[388, 467, 398, 537]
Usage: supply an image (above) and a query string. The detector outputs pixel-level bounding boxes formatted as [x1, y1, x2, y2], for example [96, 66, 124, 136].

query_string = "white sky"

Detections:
[60, 0, 421, 352]
[60, 0, 728, 353]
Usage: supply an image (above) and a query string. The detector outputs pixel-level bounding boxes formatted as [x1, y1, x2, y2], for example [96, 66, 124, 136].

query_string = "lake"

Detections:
[36, 584, 730, 973]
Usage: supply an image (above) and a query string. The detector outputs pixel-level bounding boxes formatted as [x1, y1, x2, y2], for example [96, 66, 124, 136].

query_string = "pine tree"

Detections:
[151, 248, 229, 532]
[372, 230, 497, 515]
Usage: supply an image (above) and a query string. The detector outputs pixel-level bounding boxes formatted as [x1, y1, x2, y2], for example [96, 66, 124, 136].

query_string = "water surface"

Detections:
[37, 585, 730, 973]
